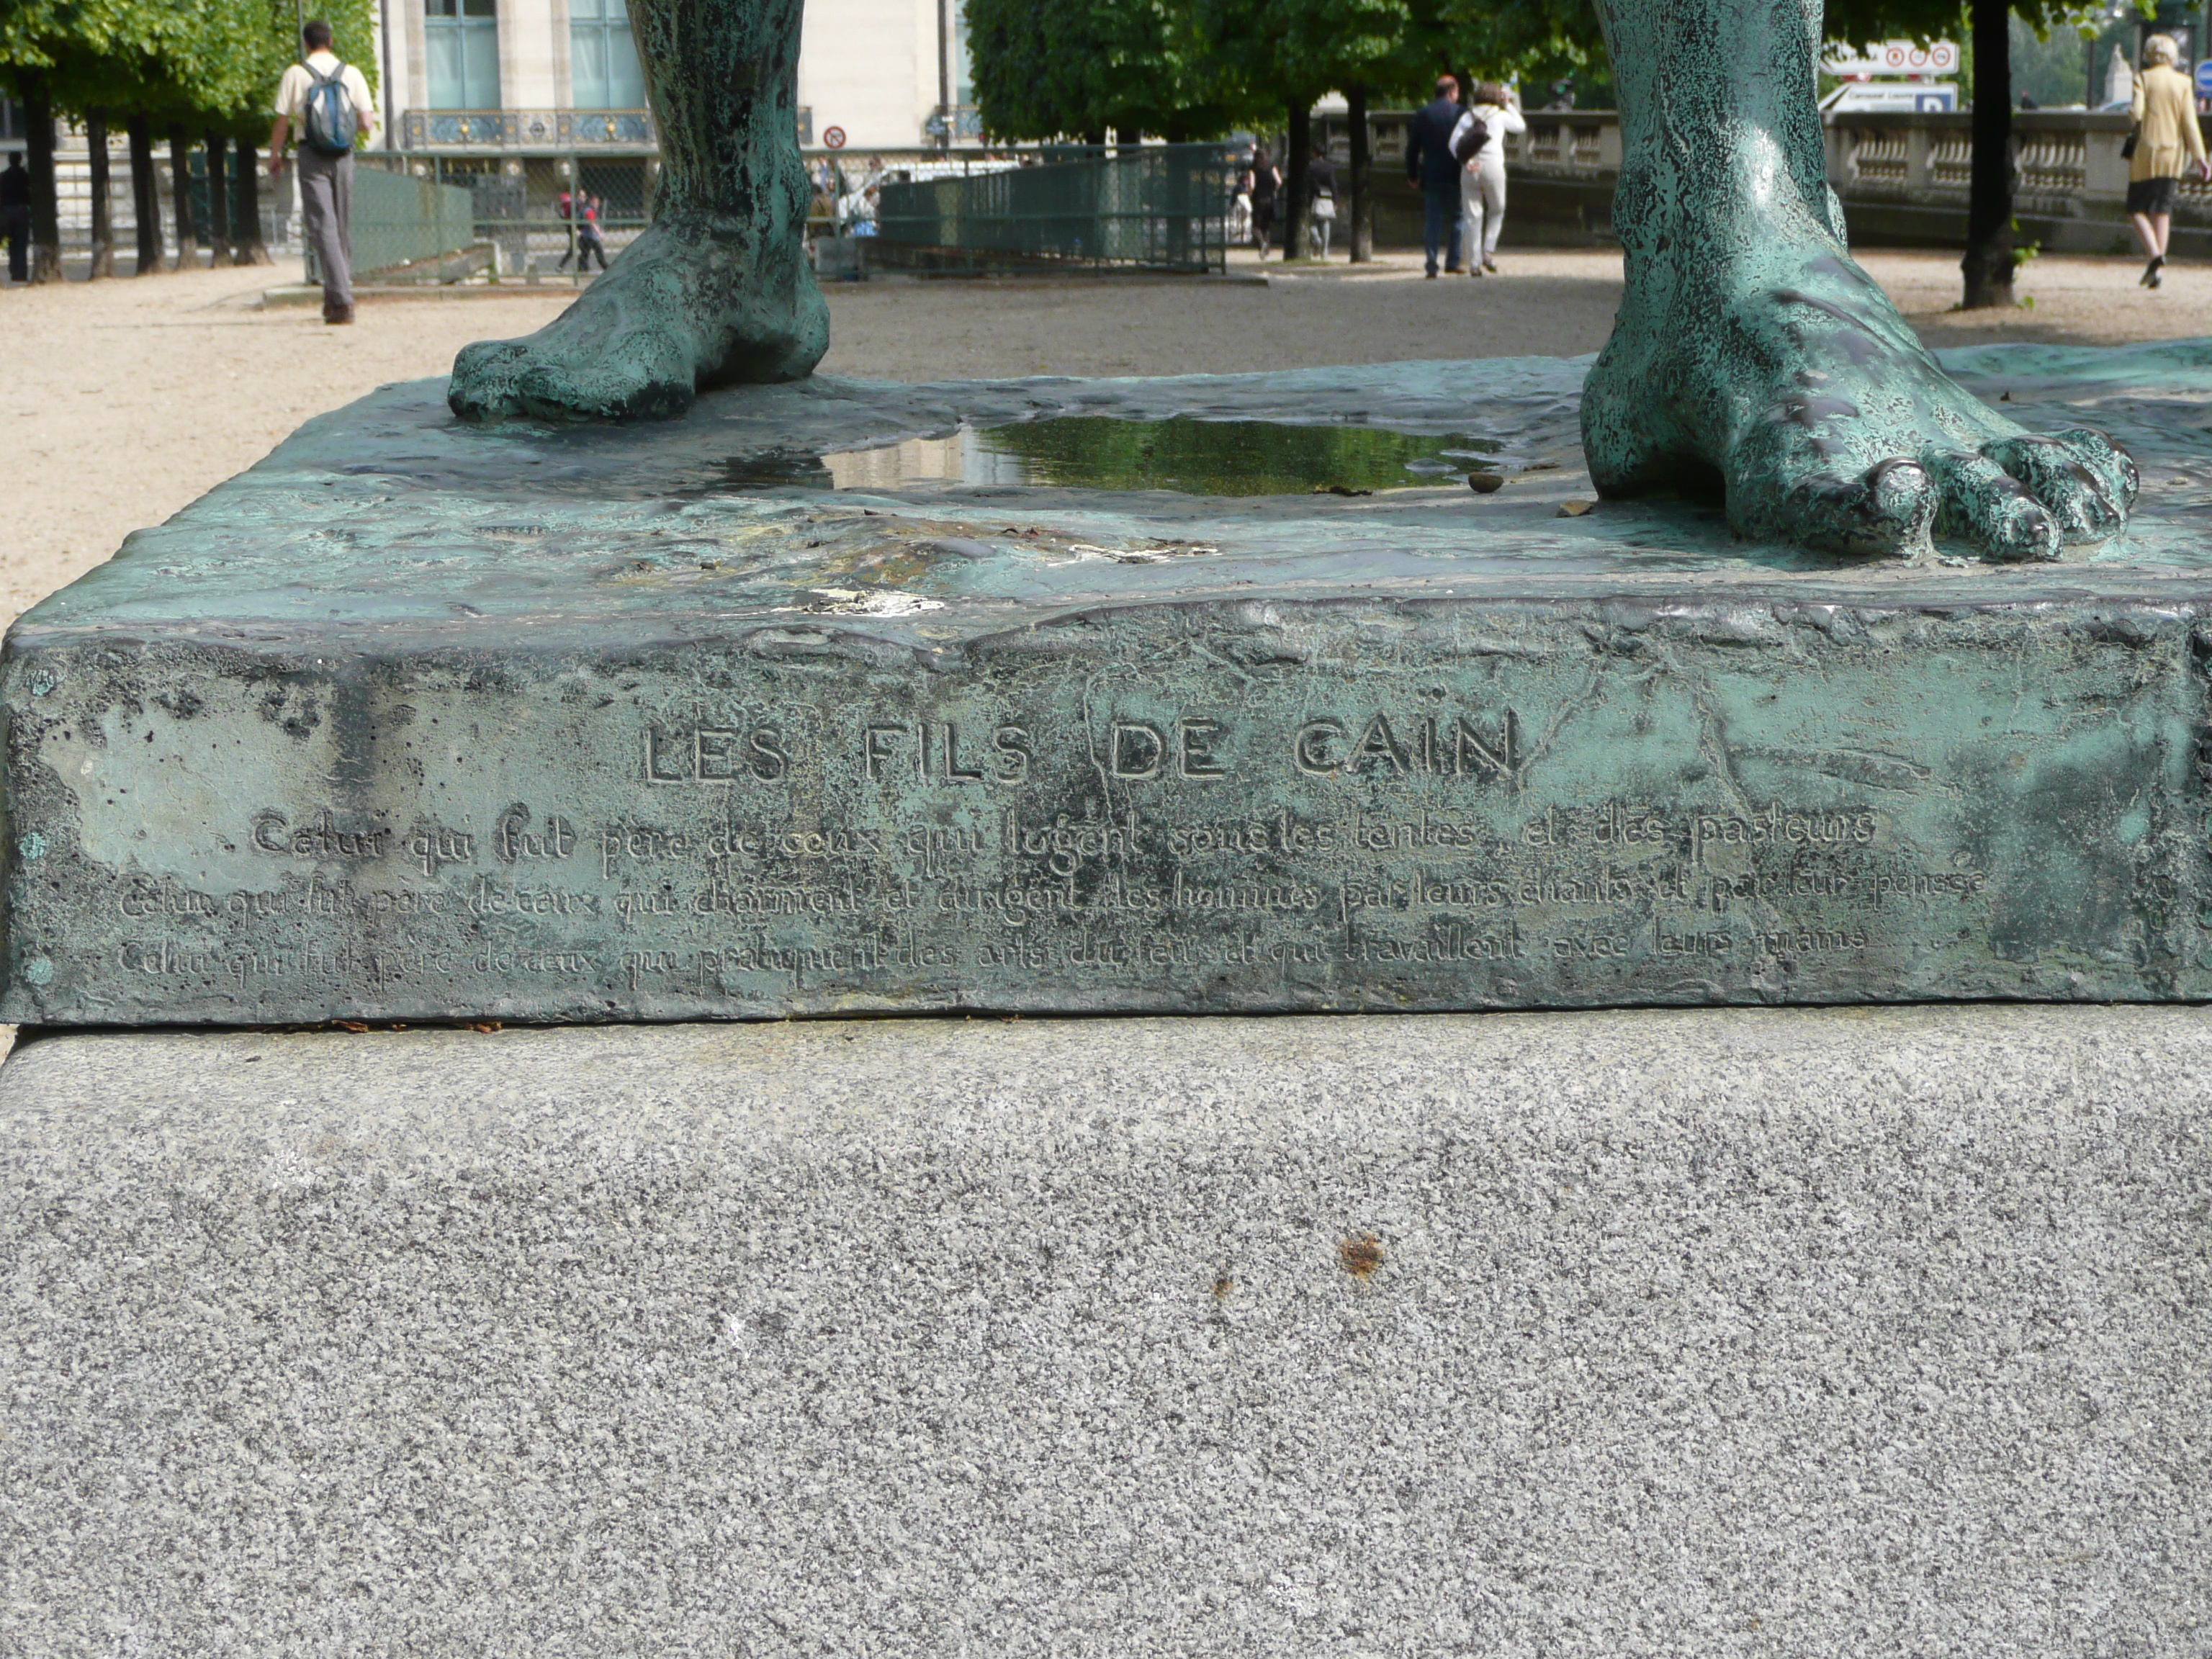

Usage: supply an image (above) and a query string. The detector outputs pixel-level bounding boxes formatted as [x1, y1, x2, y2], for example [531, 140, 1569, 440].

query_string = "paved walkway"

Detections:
[5, 248, 2206, 632]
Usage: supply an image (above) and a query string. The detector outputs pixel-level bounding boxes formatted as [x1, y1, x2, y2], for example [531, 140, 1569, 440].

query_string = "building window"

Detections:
[426, 0, 501, 110]
[952, 0, 971, 106]
[570, 0, 645, 110]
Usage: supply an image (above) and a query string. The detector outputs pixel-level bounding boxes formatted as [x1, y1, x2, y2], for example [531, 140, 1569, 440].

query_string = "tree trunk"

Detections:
[1347, 84, 1373, 263]
[1961, 0, 2016, 308]
[23, 72, 63, 282]
[166, 125, 197, 269]
[127, 114, 163, 274]
[1283, 101, 1311, 258]
[86, 111, 115, 278]
[202, 133, 233, 268]
[232, 143, 272, 264]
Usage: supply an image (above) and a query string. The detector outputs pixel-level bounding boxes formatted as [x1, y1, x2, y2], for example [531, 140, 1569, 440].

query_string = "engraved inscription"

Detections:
[21, 612, 2177, 1023]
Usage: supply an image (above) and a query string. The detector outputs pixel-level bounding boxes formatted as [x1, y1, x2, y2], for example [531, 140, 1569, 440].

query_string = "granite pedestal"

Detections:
[12, 343, 2212, 1022]
[2, 1007, 2206, 1655]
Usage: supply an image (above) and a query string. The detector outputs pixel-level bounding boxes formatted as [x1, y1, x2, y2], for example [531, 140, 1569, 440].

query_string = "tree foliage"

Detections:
[967, 0, 1233, 140]
[968, 0, 2150, 139]
[1, 0, 378, 134]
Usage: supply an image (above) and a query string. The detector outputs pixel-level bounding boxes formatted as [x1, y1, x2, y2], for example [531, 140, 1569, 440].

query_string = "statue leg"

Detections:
[447, 0, 827, 422]
[1581, 0, 2136, 558]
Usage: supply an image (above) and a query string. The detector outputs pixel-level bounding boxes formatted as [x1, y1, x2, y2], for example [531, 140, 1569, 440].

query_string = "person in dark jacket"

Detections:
[1247, 145, 1280, 258]
[1, 153, 30, 284]
[1404, 75, 1465, 276]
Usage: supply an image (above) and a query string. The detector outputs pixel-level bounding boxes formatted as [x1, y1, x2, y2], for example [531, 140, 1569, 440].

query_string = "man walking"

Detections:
[266, 20, 374, 323]
[0, 153, 29, 284]
[1404, 75, 1465, 277]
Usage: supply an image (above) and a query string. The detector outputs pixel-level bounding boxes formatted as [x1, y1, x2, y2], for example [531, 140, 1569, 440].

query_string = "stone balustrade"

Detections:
[1496, 108, 2198, 253]
[395, 108, 657, 153]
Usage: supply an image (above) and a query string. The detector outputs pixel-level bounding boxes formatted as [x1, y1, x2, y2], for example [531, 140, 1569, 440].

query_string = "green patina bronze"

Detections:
[4, 346, 2211, 1025]
[446, 0, 2136, 561]
[1584, 0, 2137, 559]
[445, 0, 827, 422]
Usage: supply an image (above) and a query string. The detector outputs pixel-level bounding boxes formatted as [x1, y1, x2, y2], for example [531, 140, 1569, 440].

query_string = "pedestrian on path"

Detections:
[1406, 75, 1465, 276]
[577, 194, 609, 271]
[1, 152, 28, 284]
[267, 19, 375, 323]
[2128, 34, 2208, 289]
[1303, 143, 1337, 258]
[1248, 145, 1280, 258]
[1454, 82, 1524, 276]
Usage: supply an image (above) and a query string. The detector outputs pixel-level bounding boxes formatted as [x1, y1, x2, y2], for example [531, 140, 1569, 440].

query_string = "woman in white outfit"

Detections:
[1451, 82, 1525, 274]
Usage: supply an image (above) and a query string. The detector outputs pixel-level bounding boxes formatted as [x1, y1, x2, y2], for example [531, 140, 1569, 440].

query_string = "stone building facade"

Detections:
[375, 0, 974, 157]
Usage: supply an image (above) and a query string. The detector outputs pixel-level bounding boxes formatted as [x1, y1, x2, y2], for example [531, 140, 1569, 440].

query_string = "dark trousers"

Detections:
[1421, 181, 1462, 274]
[561, 229, 608, 271]
[1, 206, 27, 283]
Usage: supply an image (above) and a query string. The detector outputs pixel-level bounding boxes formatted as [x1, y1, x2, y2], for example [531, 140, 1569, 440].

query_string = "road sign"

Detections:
[823, 125, 848, 149]
[1822, 82, 1958, 112]
[1820, 39, 1960, 77]
[2195, 58, 2212, 96]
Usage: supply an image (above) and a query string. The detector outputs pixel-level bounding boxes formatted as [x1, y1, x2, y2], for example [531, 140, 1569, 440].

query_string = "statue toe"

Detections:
[1930, 451, 2062, 562]
[1736, 453, 1936, 558]
[1982, 433, 2128, 545]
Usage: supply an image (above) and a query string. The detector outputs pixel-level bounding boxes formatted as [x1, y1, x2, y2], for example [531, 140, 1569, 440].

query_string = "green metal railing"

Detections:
[305, 163, 477, 284]
[310, 155, 655, 285]
[873, 144, 1238, 272]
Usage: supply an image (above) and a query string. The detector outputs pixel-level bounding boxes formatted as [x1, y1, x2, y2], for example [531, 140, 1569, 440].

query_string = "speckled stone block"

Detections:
[2, 1007, 2206, 1655]
[11, 346, 2212, 1023]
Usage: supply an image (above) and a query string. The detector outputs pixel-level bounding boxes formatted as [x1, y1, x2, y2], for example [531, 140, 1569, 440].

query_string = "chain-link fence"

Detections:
[338, 153, 655, 284]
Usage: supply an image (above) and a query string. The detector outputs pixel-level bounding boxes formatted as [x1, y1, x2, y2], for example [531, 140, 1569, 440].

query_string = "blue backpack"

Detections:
[302, 60, 358, 157]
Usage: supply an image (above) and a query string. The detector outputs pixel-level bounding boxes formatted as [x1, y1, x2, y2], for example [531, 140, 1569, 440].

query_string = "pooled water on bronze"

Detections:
[729, 416, 1505, 496]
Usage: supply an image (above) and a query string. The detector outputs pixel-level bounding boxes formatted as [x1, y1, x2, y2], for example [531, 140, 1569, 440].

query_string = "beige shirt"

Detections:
[275, 52, 374, 130]
[2128, 63, 2204, 182]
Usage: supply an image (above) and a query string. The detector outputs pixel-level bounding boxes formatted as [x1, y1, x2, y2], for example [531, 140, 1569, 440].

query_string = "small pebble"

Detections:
[1467, 472, 1503, 494]
[1556, 500, 1596, 518]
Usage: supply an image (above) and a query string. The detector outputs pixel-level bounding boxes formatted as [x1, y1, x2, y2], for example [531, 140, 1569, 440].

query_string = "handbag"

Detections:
[1313, 189, 1336, 222]
[2123, 127, 2140, 161]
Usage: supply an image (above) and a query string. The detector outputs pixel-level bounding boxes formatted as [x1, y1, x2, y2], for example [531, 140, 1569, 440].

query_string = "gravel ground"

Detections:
[4, 246, 2206, 633]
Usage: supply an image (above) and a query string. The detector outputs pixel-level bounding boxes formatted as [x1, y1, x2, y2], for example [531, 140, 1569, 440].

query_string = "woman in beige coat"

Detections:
[2128, 34, 2209, 287]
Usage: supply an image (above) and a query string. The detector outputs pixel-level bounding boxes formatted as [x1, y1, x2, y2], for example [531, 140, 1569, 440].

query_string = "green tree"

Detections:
[1193, 0, 1449, 258]
[1, 0, 374, 280]
[1825, 0, 2116, 307]
[1432, 0, 1603, 89]
[0, 0, 172, 279]
[1284, 0, 1447, 259]
[967, 0, 1230, 142]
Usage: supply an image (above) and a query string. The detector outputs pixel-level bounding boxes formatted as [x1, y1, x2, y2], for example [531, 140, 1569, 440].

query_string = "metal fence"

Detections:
[872, 144, 1238, 272]
[307, 165, 476, 283]
[338, 153, 654, 284]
